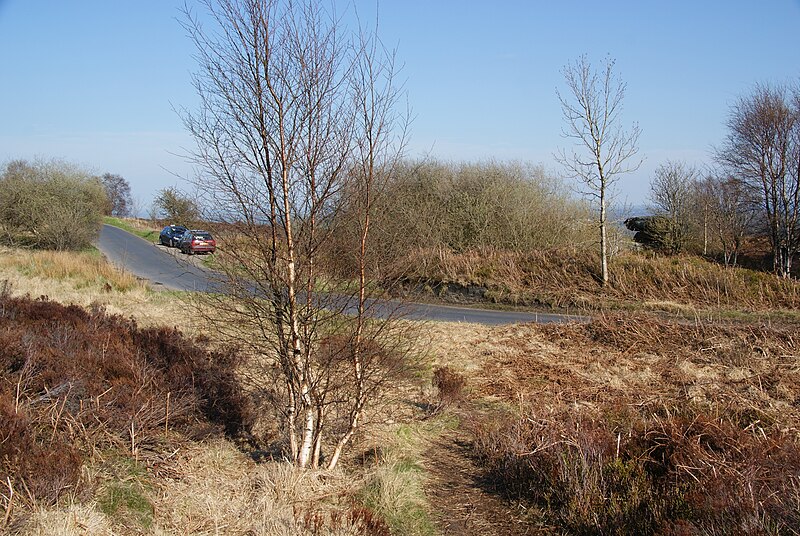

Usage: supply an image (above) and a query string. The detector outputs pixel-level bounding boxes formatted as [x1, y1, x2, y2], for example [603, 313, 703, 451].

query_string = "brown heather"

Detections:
[450, 314, 800, 534]
[0, 292, 252, 514]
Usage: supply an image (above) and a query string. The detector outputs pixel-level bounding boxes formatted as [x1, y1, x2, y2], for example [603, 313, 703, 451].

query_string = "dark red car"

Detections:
[178, 230, 216, 255]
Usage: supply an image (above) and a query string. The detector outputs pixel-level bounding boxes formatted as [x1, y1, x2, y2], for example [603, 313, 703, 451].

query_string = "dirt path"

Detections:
[422, 421, 542, 536]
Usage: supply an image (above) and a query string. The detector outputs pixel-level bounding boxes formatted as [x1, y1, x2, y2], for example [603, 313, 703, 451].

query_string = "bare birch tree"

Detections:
[718, 82, 800, 277]
[556, 54, 641, 285]
[324, 23, 409, 470]
[180, 0, 407, 469]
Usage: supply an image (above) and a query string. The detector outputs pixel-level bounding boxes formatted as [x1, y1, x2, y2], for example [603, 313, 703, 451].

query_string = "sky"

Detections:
[1, 0, 799, 212]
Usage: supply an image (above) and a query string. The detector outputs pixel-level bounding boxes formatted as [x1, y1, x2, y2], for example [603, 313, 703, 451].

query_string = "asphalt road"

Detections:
[96, 224, 586, 326]
[97, 224, 221, 292]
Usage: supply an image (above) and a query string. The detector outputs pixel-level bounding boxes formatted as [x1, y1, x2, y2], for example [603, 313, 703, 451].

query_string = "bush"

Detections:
[0, 159, 107, 250]
[326, 160, 593, 280]
[430, 366, 466, 413]
[0, 292, 252, 507]
[472, 405, 800, 535]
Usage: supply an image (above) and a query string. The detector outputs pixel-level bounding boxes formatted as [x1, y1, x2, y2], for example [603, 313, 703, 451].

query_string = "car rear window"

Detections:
[194, 232, 213, 240]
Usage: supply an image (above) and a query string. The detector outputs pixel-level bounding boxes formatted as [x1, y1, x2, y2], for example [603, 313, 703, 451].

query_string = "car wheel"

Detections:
[169, 238, 174, 247]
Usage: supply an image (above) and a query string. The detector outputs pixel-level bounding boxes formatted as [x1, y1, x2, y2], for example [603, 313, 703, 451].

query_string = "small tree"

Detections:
[702, 173, 757, 267]
[649, 160, 698, 253]
[153, 187, 200, 225]
[556, 54, 641, 285]
[100, 173, 132, 217]
[181, 0, 409, 470]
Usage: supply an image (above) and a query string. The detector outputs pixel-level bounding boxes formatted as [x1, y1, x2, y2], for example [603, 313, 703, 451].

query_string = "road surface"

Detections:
[96, 224, 586, 325]
[97, 224, 223, 292]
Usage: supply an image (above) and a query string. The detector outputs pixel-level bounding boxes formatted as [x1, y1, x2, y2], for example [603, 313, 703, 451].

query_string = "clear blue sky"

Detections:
[1, 0, 799, 210]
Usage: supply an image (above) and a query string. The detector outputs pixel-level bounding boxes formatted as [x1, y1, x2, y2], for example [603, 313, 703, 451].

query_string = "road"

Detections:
[96, 224, 586, 325]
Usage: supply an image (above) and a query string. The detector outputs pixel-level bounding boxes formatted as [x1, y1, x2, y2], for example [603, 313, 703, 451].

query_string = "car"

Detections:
[159, 225, 187, 247]
[178, 229, 216, 255]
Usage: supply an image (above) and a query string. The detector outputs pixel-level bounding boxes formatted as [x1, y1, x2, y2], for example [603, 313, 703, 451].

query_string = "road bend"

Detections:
[96, 224, 586, 326]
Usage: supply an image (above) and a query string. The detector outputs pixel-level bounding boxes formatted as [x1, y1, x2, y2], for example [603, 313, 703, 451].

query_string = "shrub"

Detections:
[0, 159, 107, 250]
[473, 405, 800, 534]
[0, 293, 252, 508]
[326, 160, 593, 280]
[470, 315, 800, 534]
[430, 366, 466, 413]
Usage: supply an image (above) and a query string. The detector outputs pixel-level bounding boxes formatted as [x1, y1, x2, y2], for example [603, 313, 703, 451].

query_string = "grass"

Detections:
[359, 419, 456, 536]
[95, 456, 154, 531]
[389, 246, 800, 316]
[0, 245, 192, 329]
[0, 246, 145, 292]
[103, 216, 160, 242]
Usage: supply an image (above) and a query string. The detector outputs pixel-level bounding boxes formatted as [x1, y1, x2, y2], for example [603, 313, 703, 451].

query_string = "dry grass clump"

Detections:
[0, 246, 190, 329]
[387, 246, 800, 312]
[0, 292, 253, 531]
[151, 439, 388, 535]
[0, 247, 144, 293]
[608, 253, 800, 311]
[427, 366, 466, 415]
[21, 503, 113, 536]
[463, 314, 800, 534]
[21, 439, 389, 536]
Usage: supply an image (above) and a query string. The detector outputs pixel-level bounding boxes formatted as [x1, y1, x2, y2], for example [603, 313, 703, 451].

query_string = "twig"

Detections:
[130, 420, 137, 461]
[165, 391, 171, 434]
[2, 477, 13, 527]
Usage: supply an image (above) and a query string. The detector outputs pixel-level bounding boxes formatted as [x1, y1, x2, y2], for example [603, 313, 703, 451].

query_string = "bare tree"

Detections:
[649, 160, 698, 253]
[180, 0, 408, 470]
[718, 82, 800, 277]
[709, 174, 757, 266]
[556, 54, 641, 285]
[100, 173, 132, 217]
[323, 26, 409, 469]
[690, 173, 716, 256]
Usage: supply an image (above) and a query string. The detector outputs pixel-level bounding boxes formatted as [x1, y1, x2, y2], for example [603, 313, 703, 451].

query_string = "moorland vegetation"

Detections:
[1, 0, 799, 532]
